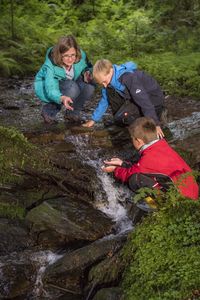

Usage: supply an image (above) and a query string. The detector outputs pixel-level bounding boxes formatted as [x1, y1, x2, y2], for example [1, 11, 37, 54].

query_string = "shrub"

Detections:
[122, 188, 200, 300]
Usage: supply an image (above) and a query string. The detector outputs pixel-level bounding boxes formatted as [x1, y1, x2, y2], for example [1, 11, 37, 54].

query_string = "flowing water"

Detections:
[0, 79, 200, 299]
[168, 111, 200, 140]
[66, 134, 133, 233]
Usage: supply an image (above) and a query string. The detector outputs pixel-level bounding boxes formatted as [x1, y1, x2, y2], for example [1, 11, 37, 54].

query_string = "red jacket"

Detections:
[114, 139, 199, 200]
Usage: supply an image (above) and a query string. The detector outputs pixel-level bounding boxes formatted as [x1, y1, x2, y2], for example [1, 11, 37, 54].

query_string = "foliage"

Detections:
[122, 188, 200, 300]
[129, 52, 200, 98]
[0, 126, 52, 184]
[0, 0, 200, 84]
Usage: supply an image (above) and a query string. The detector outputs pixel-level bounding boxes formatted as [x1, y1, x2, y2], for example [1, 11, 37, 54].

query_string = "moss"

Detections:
[0, 126, 53, 184]
[0, 202, 25, 220]
[122, 192, 200, 300]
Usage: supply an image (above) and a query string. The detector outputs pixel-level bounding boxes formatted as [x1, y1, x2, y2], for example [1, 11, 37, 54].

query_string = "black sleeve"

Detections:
[122, 72, 160, 124]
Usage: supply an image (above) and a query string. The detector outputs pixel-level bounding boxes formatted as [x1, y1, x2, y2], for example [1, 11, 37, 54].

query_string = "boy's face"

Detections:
[132, 137, 144, 150]
[98, 69, 113, 87]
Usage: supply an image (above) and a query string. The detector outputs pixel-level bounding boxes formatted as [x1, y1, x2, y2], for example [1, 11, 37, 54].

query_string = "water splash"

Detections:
[66, 134, 132, 233]
[168, 112, 200, 140]
[31, 251, 63, 298]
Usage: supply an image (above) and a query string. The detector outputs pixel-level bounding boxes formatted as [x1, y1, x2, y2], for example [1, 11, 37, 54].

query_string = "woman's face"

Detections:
[62, 47, 76, 67]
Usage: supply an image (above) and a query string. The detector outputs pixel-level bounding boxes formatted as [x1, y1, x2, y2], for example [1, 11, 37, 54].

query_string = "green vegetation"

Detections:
[122, 188, 200, 300]
[0, 126, 52, 184]
[0, 202, 25, 219]
[0, 0, 200, 98]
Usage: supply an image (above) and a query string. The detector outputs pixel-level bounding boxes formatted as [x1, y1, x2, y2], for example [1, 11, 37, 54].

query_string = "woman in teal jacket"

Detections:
[34, 35, 95, 123]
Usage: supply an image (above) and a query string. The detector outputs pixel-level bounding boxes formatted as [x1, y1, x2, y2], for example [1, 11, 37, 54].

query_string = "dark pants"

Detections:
[127, 173, 172, 224]
[128, 173, 172, 193]
[42, 76, 95, 118]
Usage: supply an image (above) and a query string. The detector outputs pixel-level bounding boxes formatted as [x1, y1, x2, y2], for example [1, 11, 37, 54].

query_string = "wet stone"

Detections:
[26, 197, 114, 249]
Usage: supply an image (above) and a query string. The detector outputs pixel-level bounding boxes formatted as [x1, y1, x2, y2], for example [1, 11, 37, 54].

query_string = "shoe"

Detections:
[41, 112, 57, 124]
[136, 197, 157, 212]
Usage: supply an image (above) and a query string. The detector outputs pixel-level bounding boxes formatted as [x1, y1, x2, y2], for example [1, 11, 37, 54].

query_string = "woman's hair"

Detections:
[129, 117, 158, 144]
[51, 35, 81, 66]
[93, 59, 113, 82]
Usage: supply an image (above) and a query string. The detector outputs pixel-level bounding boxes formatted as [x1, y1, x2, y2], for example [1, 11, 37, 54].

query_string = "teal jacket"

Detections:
[34, 47, 91, 104]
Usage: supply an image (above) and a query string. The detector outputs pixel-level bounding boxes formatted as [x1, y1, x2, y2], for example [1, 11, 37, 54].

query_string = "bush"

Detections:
[133, 52, 200, 99]
[122, 190, 200, 300]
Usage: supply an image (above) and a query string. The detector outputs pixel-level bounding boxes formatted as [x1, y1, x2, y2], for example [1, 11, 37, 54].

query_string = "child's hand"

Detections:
[101, 165, 117, 173]
[104, 158, 123, 166]
[156, 126, 164, 139]
[82, 120, 95, 128]
[83, 71, 93, 83]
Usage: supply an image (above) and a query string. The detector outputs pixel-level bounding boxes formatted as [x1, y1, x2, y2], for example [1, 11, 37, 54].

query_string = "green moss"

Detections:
[0, 202, 25, 220]
[122, 191, 200, 300]
[0, 126, 53, 184]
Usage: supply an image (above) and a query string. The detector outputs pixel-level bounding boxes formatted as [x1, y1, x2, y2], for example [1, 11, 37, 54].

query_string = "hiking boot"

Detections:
[136, 197, 157, 213]
[41, 112, 57, 124]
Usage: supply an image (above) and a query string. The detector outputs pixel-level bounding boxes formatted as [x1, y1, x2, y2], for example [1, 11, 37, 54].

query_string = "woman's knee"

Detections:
[81, 83, 95, 99]
[59, 80, 80, 99]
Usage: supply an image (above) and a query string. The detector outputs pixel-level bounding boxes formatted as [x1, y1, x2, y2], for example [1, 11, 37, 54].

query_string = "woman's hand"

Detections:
[82, 120, 95, 127]
[61, 96, 73, 110]
[156, 125, 164, 139]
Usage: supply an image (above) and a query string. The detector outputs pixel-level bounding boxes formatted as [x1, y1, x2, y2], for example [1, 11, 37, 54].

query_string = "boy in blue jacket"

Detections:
[83, 59, 165, 138]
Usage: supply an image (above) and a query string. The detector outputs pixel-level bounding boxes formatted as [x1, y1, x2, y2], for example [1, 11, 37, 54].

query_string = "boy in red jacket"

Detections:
[102, 117, 199, 200]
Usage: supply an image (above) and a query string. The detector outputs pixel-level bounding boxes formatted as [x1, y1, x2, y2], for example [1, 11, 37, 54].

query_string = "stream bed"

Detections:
[0, 78, 199, 299]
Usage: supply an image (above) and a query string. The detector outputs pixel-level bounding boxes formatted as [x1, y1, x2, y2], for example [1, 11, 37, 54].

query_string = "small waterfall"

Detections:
[66, 134, 132, 233]
[30, 251, 63, 299]
[168, 111, 200, 140]
[0, 250, 62, 299]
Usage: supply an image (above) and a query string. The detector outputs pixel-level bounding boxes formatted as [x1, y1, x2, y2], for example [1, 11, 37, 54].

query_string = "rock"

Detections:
[0, 252, 36, 299]
[43, 234, 127, 293]
[86, 251, 125, 295]
[26, 197, 114, 249]
[0, 218, 33, 256]
[92, 287, 123, 300]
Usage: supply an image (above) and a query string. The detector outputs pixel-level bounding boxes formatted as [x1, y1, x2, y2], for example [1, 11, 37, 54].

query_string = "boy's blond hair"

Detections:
[93, 59, 113, 83]
[129, 117, 158, 144]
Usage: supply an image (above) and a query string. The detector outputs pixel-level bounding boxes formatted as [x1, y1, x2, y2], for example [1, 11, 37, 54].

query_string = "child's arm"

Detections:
[101, 158, 123, 173]
[82, 88, 109, 128]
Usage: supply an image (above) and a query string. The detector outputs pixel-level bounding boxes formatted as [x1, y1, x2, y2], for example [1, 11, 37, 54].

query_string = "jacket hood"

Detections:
[44, 47, 54, 66]
[110, 62, 137, 92]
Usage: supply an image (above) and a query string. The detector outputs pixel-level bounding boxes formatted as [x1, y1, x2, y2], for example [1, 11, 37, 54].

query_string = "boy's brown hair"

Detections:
[51, 35, 81, 66]
[93, 59, 113, 82]
[129, 117, 158, 144]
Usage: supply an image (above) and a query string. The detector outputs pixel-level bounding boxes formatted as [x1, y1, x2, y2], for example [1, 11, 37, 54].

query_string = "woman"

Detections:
[34, 35, 95, 124]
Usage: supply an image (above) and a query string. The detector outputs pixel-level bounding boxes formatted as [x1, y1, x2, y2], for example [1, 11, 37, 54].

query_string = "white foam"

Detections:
[168, 112, 200, 140]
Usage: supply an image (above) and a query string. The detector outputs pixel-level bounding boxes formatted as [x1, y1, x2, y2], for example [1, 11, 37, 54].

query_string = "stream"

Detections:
[0, 78, 199, 299]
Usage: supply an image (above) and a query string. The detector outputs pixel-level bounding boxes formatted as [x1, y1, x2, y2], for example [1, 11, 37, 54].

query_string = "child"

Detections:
[34, 35, 95, 124]
[102, 117, 199, 200]
[83, 59, 165, 139]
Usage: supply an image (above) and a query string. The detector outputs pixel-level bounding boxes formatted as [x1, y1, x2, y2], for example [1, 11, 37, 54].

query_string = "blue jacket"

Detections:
[34, 47, 91, 104]
[92, 62, 137, 122]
